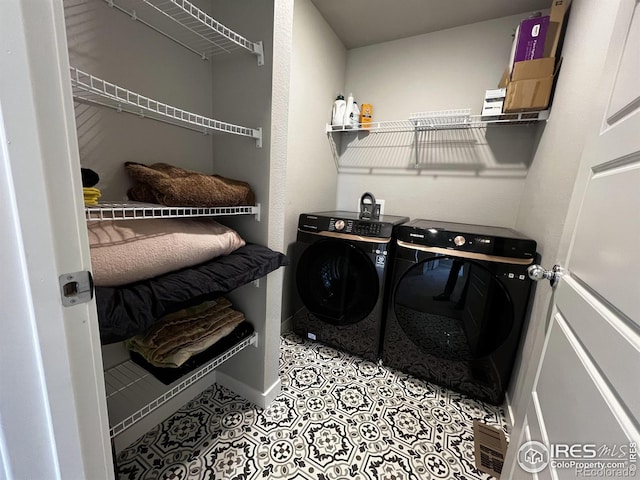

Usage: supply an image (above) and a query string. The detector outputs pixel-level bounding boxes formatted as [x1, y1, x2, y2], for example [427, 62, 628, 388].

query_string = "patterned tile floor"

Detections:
[116, 333, 508, 479]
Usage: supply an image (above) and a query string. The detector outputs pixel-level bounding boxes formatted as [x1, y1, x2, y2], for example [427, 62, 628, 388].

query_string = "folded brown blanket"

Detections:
[125, 162, 255, 207]
[125, 298, 245, 368]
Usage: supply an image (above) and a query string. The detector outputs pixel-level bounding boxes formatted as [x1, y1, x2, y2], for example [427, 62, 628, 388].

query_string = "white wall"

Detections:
[336, 12, 545, 224]
[508, 0, 621, 425]
[64, 0, 214, 200]
[345, 12, 540, 120]
[282, 0, 346, 320]
[208, 0, 291, 402]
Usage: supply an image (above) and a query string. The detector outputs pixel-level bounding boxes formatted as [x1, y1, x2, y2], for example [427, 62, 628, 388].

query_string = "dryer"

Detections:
[292, 211, 408, 361]
[382, 219, 537, 404]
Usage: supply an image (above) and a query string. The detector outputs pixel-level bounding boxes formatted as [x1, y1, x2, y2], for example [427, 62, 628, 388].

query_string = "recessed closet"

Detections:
[61, 0, 288, 471]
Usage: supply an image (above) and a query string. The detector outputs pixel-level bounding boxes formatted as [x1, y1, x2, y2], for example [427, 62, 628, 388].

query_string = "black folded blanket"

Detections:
[96, 243, 288, 344]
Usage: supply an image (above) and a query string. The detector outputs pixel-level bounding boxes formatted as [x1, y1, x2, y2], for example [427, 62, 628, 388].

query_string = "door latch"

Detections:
[59, 271, 94, 307]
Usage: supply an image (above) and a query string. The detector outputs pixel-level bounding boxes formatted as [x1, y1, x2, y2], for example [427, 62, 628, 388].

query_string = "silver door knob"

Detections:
[527, 264, 564, 287]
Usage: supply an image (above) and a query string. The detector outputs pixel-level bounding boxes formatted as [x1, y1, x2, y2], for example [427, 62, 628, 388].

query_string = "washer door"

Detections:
[296, 239, 379, 325]
[394, 256, 513, 360]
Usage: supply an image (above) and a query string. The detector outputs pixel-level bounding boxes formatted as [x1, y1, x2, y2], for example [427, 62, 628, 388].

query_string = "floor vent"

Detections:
[473, 420, 509, 479]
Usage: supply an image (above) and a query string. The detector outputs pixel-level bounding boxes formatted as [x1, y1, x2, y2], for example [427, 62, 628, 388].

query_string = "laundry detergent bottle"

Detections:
[349, 99, 360, 128]
[343, 93, 355, 127]
[331, 94, 346, 127]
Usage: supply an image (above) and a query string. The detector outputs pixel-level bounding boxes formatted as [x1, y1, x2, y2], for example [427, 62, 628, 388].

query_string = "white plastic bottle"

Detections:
[350, 100, 360, 128]
[331, 94, 346, 127]
[343, 92, 354, 128]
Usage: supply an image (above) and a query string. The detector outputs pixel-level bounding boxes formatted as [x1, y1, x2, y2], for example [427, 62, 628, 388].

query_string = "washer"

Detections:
[292, 211, 408, 361]
[382, 219, 537, 404]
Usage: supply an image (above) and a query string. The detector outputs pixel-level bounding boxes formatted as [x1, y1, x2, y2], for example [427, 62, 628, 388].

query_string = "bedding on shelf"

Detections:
[96, 243, 288, 344]
[130, 321, 255, 385]
[88, 218, 245, 287]
[125, 297, 245, 368]
[125, 162, 255, 207]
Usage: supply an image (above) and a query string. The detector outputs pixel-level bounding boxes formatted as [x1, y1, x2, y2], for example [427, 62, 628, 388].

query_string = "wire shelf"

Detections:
[85, 201, 260, 221]
[105, 0, 264, 64]
[410, 108, 472, 127]
[105, 332, 257, 438]
[326, 110, 549, 133]
[70, 67, 263, 147]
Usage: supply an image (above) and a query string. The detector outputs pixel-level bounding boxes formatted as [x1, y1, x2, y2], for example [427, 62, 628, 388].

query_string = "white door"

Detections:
[505, 1, 640, 478]
[0, 1, 112, 478]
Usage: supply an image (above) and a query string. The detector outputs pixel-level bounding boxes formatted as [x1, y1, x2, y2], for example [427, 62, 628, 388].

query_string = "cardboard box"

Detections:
[513, 16, 550, 63]
[498, 0, 570, 113]
[504, 76, 554, 112]
[550, 0, 572, 23]
[502, 58, 557, 112]
[511, 57, 555, 81]
[544, 0, 572, 58]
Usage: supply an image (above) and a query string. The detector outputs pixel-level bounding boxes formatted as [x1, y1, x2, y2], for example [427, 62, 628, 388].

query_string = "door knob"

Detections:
[527, 264, 564, 287]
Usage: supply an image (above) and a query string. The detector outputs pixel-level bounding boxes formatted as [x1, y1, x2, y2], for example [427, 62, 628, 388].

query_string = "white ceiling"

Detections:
[309, 0, 550, 49]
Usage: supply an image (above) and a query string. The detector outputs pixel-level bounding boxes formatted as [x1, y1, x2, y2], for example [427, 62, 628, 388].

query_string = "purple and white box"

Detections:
[513, 16, 550, 63]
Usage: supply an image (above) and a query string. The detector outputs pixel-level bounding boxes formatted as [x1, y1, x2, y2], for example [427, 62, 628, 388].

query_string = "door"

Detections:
[505, 1, 640, 478]
[0, 1, 113, 478]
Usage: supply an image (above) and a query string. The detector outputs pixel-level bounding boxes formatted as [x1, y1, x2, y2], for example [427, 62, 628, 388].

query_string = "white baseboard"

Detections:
[216, 371, 281, 409]
[504, 390, 515, 432]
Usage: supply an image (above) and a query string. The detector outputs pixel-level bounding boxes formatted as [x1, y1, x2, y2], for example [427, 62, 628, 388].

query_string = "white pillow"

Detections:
[88, 218, 245, 287]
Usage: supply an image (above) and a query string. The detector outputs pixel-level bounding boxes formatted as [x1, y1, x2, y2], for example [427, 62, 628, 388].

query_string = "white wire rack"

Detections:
[326, 110, 549, 133]
[85, 201, 261, 221]
[409, 108, 472, 127]
[105, 332, 257, 438]
[70, 67, 262, 147]
[328, 120, 415, 133]
[105, 0, 264, 64]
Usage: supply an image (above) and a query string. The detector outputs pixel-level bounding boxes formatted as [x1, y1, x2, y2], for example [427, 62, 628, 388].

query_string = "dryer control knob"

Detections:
[453, 235, 466, 246]
[334, 220, 345, 231]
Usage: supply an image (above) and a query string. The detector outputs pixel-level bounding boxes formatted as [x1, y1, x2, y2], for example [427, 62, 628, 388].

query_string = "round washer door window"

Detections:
[296, 239, 379, 326]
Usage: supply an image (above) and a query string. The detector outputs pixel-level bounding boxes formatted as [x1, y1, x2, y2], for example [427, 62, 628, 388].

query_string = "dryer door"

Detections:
[394, 256, 514, 360]
[296, 239, 379, 325]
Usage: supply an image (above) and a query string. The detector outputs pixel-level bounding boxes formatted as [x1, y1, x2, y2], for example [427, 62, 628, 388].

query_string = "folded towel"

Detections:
[125, 297, 245, 367]
[125, 162, 255, 207]
[83, 187, 101, 206]
[129, 321, 254, 385]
